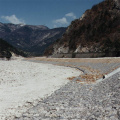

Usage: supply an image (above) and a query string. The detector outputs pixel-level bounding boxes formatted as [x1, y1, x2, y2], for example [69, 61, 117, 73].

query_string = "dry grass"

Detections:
[67, 76, 76, 81]
[25, 57, 120, 83]
[80, 73, 103, 83]
[28, 57, 120, 64]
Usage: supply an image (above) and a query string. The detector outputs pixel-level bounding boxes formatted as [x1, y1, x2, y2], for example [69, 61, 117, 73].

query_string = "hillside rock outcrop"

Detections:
[0, 38, 26, 59]
[45, 0, 120, 57]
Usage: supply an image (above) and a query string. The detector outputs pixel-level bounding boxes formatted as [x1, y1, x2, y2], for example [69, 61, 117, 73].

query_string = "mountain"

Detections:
[0, 23, 66, 56]
[45, 0, 120, 57]
[0, 38, 26, 59]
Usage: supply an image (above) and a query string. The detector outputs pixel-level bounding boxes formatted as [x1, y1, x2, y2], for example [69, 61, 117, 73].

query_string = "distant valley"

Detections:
[0, 23, 66, 56]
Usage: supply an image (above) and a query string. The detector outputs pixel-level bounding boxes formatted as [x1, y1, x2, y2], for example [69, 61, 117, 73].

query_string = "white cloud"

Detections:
[1, 15, 25, 24]
[65, 12, 76, 19]
[53, 24, 57, 28]
[53, 12, 76, 28]
[54, 17, 68, 25]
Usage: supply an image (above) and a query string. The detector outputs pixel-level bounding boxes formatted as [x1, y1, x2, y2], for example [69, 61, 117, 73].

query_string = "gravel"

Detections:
[13, 58, 120, 120]
[14, 71, 120, 120]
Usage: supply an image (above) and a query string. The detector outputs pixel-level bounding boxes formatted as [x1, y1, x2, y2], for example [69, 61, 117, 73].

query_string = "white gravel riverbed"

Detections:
[14, 57, 120, 120]
[15, 69, 120, 120]
[0, 59, 80, 119]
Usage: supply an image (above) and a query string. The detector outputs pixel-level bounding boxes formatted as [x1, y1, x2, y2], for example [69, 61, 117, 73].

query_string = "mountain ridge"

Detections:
[45, 0, 120, 57]
[0, 22, 66, 56]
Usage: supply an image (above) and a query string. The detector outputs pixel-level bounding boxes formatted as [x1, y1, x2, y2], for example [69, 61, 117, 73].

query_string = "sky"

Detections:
[0, 0, 104, 28]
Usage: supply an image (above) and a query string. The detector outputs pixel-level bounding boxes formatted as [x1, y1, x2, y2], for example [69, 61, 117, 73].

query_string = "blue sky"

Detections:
[0, 0, 103, 28]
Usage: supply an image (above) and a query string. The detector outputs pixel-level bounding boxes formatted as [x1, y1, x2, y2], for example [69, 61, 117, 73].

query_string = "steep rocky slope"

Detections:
[0, 38, 26, 59]
[0, 23, 66, 56]
[45, 0, 120, 57]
